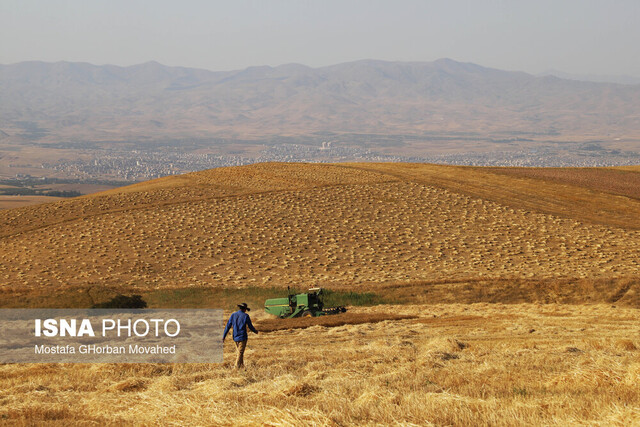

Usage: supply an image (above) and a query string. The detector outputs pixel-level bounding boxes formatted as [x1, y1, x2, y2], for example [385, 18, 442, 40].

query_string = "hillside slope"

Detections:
[1, 163, 639, 295]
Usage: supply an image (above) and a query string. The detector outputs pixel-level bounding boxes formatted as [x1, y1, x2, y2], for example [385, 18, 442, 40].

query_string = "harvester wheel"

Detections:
[302, 310, 313, 318]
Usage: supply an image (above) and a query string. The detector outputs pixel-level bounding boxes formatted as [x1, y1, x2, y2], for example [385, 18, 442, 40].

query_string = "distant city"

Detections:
[8, 142, 640, 183]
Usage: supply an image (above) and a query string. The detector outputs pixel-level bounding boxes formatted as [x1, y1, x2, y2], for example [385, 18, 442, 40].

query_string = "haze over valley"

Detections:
[2, 59, 640, 193]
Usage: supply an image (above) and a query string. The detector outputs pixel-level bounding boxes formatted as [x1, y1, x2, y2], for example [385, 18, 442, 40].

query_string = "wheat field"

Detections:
[1, 163, 640, 293]
[1, 303, 638, 425]
[1, 162, 639, 425]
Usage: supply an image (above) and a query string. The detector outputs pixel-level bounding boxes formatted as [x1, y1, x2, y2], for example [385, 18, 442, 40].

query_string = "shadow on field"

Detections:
[91, 294, 147, 309]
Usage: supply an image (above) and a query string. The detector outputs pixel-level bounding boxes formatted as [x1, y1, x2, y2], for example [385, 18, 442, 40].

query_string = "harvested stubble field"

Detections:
[484, 166, 640, 200]
[1, 163, 640, 293]
[255, 311, 418, 333]
[0, 304, 639, 425]
[1, 162, 640, 425]
[0, 195, 64, 210]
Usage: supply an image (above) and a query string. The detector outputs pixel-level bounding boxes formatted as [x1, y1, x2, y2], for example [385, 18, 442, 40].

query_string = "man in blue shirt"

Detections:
[223, 302, 258, 369]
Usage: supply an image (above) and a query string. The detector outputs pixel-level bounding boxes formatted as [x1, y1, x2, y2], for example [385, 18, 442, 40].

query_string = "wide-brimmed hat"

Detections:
[237, 303, 250, 311]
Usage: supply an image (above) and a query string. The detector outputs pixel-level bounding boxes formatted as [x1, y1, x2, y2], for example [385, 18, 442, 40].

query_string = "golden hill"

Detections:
[1, 162, 639, 295]
[2, 162, 640, 426]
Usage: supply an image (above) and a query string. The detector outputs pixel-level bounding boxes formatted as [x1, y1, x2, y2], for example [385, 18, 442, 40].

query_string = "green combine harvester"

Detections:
[264, 287, 347, 318]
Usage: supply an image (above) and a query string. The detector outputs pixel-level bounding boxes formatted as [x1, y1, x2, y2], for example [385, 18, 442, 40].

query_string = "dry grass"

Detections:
[0, 195, 64, 210]
[369, 277, 640, 307]
[344, 162, 640, 229]
[255, 312, 417, 333]
[485, 166, 640, 200]
[1, 163, 640, 292]
[1, 162, 640, 425]
[1, 304, 639, 425]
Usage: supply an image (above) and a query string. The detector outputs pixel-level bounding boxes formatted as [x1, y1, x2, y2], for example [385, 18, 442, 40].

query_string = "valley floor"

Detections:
[1, 303, 639, 426]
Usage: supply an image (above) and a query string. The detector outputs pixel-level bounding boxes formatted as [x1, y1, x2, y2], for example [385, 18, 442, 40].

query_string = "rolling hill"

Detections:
[1, 162, 639, 303]
[2, 162, 640, 426]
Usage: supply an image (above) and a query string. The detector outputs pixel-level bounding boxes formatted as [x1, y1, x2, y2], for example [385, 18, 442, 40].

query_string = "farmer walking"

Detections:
[223, 303, 258, 369]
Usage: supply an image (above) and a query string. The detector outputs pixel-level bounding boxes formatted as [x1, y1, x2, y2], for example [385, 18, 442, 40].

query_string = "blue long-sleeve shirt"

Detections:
[223, 310, 257, 342]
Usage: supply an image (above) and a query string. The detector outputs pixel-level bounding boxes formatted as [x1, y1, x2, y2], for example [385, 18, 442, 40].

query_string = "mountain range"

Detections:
[1, 59, 640, 146]
[537, 69, 640, 86]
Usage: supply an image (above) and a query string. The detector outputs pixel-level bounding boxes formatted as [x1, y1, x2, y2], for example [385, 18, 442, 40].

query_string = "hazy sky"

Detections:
[1, 0, 639, 76]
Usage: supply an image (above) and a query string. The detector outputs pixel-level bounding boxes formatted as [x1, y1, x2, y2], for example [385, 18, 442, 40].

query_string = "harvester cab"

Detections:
[264, 287, 346, 319]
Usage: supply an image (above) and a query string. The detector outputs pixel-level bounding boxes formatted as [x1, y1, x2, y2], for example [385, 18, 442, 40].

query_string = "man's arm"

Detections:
[247, 316, 258, 334]
[222, 314, 234, 340]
